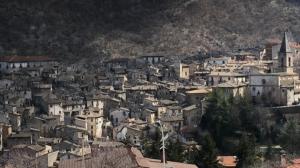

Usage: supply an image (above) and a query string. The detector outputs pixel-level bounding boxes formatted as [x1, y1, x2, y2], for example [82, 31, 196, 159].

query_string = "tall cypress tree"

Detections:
[236, 134, 257, 168]
[198, 135, 219, 168]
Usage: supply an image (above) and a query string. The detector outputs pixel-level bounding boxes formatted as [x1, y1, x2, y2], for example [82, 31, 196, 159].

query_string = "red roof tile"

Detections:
[217, 156, 237, 167]
[287, 159, 300, 168]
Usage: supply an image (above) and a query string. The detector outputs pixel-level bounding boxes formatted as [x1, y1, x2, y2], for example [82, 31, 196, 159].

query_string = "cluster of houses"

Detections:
[0, 32, 299, 168]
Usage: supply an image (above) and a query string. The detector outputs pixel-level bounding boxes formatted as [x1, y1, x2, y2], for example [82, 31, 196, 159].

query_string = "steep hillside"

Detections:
[1, 0, 300, 60]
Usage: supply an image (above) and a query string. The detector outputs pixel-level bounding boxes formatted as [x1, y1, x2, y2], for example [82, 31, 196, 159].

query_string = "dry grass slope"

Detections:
[0, 0, 300, 60]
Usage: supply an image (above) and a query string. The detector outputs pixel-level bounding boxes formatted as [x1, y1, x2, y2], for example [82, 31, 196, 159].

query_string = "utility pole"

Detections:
[35, 154, 37, 168]
[157, 120, 168, 168]
[161, 125, 166, 168]
[82, 133, 85, 168]
[82, 121, 87, 168]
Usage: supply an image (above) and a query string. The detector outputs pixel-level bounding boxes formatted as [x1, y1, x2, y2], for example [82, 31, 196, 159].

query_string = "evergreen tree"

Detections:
[186, 145, 200, 164]
[166, 139, 185, 162]
[201, 90, 240, 150]
[278, 120, 300, 153]
[236, 134, 257, 168]
[236, 96, 259, 133]
[198, 135, 219, 168]
[143, 139, 160, 159]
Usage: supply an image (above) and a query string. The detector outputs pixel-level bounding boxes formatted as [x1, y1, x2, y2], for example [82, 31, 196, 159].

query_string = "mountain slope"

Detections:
[0, 0, 300, 60]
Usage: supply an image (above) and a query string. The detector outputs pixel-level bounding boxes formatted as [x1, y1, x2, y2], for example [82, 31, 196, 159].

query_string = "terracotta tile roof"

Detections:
[288, 164, 300, 168]
[292, 159, 300, 164]
[59, 147, 139, 168]
[0, 56, 54, 63]
[217, 156, 237, 167]
[131, 147, 198, 168]
[287, 159, 300, 168]
[58, 146, 198, 168]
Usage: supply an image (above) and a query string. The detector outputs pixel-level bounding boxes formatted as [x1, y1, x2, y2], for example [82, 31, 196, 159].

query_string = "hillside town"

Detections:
[0, 32, 300, 168]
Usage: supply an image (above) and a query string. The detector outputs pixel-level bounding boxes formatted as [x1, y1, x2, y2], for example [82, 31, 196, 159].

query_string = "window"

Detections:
[219, 77, 223, 82]
[289, 57, 291, 67]
[91, 118, 93, 122]
[222, 61, 225, 64]
[91, 125, 93, 129]
[262, 79, 266, 85]
[252, 87, 256, 91]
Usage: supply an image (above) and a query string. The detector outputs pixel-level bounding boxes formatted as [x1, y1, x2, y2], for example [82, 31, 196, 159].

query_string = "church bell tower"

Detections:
[278, 32, 294, 73]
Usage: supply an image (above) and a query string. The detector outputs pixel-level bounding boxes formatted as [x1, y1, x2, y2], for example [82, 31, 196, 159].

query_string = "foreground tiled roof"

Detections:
[59, 147, 139, 168]
[131, 147, 198, 168]
[288, 159, 300, 168]
[58, 146, 198, 168]
[0, 56, 54, 63]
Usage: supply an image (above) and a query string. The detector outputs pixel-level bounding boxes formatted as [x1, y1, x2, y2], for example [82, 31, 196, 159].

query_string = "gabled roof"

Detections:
[59, 147, 139, 168]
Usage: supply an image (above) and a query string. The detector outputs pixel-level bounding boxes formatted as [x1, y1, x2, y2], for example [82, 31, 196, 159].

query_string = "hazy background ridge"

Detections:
[1, 0, 300, 60]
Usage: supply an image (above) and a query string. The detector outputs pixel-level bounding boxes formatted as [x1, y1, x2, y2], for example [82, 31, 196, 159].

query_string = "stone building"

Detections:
[249, 32, 300, 106]
[174, 63, 190, 80]
[74, 109, 104, 139]
[0, 56, 56, 73]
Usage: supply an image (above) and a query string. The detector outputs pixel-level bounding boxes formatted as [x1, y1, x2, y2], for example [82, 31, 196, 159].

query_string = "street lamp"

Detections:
[155, 120, 168, 168]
